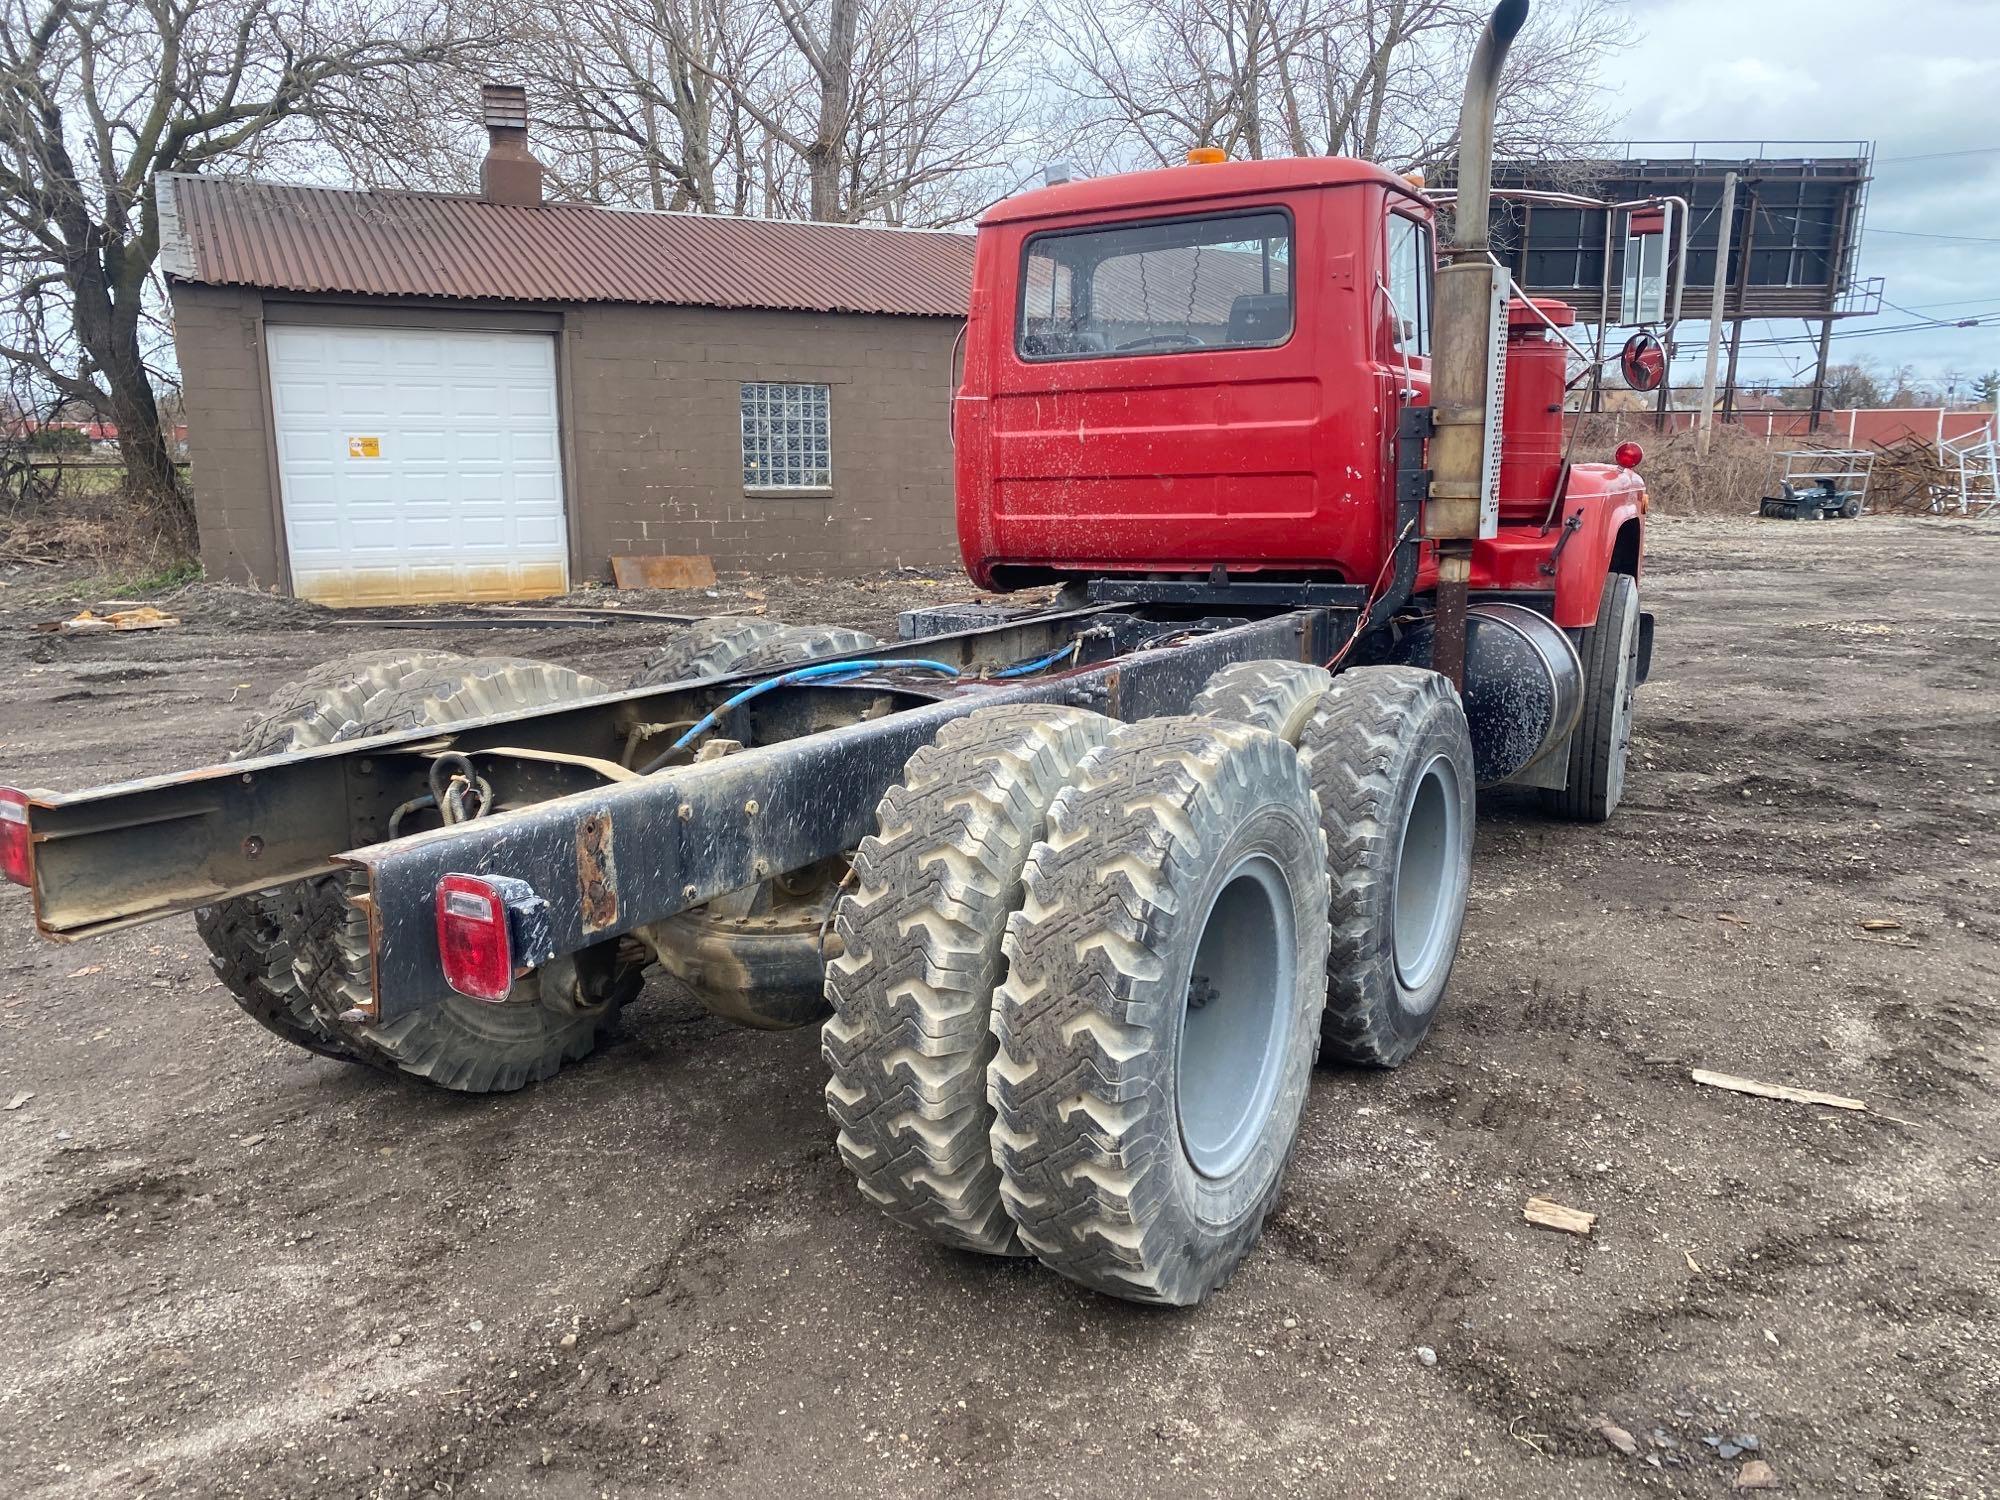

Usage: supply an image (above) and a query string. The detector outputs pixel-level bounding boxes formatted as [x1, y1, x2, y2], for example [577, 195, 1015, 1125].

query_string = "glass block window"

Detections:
[741, 382, 831, 489]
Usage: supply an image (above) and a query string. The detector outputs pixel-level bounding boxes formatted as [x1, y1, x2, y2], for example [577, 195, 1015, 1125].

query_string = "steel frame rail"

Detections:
[12, 605, 1349, 1020]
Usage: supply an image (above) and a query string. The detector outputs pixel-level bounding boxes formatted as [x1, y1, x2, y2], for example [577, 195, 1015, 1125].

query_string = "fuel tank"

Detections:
[1379, 602, 1582, 785]
[1497, 299, 1576, 522]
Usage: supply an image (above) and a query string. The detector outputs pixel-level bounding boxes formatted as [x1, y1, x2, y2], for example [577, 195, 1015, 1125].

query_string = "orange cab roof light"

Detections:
[1186, 146, 1228, 165]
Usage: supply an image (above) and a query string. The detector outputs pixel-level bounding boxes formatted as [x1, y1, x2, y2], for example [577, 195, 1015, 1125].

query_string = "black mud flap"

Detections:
[1637, 611, 1656, 684]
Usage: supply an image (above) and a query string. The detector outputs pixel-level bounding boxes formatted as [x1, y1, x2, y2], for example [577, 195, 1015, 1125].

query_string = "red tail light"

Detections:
[435, 873, 551, 1002]
[0, 789, 32, 888]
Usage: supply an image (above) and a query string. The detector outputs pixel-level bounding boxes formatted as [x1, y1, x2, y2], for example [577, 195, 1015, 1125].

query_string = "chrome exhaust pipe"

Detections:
[1448, 0, 1530, 253]
[1426, 1, 1529, 686]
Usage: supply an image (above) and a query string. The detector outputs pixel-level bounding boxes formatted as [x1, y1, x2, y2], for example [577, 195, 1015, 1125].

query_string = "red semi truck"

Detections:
[1, 0, 1669, 1305]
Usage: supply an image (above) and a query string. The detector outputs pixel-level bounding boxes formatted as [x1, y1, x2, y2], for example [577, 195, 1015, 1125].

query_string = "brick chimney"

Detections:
[479, 84, 542, 207]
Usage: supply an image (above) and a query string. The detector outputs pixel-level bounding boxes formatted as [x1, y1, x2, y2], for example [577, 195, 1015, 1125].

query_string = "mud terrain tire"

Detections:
[194, 650, 463, 1059]
[1297, 666, 1476, 1067]
[823, 704, 1114, 1256]
[629, 616, 789, 688]
[990, 718, 1331, 1305]
[735, 624, 881, 671]
[297, 658, 640, 1091]
[1192, 659, 1334, 743]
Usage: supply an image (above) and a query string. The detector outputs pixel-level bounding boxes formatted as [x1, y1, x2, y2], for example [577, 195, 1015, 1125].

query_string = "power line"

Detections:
[1877, 146, 2000, 163]
[1866, 227, 2000, 244]
[1890, 295, 2000, 312]
[1724, 318, 1993, 349]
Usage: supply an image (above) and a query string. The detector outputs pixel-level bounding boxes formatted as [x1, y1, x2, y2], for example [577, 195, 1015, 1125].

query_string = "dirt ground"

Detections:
[0, 517, 1995, 1500]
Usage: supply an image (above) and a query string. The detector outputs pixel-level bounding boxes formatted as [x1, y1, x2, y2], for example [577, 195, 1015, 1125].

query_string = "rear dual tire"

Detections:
[826, 711, 1335, 1304]
[631, 618, 880, 689]
[989, 719, 1331, 1305]
[1193, 659, 1478, 1069]
[823, 704, 1115, 1255]
[1296, 667, 1477, 1067]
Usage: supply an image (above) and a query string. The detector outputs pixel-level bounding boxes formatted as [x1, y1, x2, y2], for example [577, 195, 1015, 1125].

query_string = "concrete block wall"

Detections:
[171, 287, 964, 592]
[171, 284, 287, 590]
[565, 304, 962, 575]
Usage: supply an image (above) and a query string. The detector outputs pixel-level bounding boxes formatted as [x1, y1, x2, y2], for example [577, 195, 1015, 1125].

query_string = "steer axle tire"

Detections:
[1298, 666, 1476, 1069]
[990, 718, 1331, 1305]
[1540, 572, 1641, 823]
[297, 658, 642, 1092]
[823, 704, 1114, 1256]
[194, 650, 463, 1060]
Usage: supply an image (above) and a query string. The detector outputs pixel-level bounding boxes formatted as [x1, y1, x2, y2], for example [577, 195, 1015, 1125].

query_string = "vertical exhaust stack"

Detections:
[480, 84, 544, 208]
[1426, 0, 1529, 686]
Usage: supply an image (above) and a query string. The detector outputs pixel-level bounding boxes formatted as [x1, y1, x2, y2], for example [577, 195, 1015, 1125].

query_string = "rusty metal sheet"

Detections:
[610, 555, 717, 591]
[576, 809, 618, 935]
[160, 175, 973, 319]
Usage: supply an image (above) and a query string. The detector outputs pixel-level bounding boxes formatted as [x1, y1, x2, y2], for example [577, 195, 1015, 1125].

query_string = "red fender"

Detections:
[1457, 464, 1646, 628]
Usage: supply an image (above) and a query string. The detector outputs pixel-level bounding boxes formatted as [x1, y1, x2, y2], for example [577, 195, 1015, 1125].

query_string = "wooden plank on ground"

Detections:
[611, 554, 717, 590]
[1690, 1068, 1866, 1112]
[1523, 1197, 1597, 1235]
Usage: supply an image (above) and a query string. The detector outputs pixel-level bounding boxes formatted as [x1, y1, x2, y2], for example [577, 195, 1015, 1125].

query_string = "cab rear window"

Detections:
[1017, 210, 1294, 361]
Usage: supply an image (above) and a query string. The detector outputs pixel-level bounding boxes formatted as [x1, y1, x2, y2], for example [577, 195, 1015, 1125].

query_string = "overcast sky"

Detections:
[1607, 0, 2000, 395]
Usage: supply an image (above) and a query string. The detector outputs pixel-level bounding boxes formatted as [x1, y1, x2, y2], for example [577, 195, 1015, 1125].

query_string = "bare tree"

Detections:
[482, 0, 1028, 226]
[1038, 0, 1628, 176]
[471, 0, 787, 213]
[0, 0, 468, 546]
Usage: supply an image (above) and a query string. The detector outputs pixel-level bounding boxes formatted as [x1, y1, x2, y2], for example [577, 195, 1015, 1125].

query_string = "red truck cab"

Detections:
[954, 155, 1644, 631]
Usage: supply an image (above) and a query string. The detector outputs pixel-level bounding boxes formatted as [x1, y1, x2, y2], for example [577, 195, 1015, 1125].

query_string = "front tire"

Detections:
[989, 719, 1331, 1305]
[1541, 573, 1641, 823]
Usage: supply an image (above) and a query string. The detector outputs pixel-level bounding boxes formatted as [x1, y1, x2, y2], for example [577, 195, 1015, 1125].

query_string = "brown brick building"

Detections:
[159, 116, 972, 606]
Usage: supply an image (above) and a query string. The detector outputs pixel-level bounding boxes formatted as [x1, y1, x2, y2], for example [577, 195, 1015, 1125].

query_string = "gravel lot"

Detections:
[0, 516, 1994, 1499]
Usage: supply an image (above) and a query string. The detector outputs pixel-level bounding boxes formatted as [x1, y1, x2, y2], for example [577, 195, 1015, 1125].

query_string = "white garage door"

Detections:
[268, 325, 569, 606]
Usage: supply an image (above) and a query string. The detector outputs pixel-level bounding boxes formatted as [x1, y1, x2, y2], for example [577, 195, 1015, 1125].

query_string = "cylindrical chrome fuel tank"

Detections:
[1386, 602, 1582, 785]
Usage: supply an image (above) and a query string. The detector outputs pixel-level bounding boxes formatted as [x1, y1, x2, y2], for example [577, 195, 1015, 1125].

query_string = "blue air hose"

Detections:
[657, 640, 1084, 762]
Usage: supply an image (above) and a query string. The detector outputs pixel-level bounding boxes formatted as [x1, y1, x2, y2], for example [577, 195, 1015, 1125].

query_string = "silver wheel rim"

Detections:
[1606, 605, 1640, 807]
[1392, 753, 1464, 999]
[1176, 853, 1296, 1180]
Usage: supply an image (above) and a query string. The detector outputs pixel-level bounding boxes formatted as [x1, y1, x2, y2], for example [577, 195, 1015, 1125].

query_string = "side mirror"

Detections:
[1620, 332, 1667, 393]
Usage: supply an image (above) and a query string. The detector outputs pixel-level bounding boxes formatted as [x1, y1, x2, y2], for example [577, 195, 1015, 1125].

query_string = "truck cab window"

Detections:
[1018, 210, 1293, 360]
[1387, 214, 1433, 357]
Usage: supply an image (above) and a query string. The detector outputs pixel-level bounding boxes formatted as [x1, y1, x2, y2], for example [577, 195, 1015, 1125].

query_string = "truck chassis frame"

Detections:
[18, 600, 1364, 1021]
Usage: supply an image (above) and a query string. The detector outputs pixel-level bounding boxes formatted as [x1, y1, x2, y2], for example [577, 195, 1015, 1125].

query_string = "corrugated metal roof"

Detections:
[158, 174, 974, 318]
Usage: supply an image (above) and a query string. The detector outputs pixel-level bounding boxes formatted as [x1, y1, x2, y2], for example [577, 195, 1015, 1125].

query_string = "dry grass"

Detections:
[1570, 416, 1777, 518]
[1, 463, 195, 576]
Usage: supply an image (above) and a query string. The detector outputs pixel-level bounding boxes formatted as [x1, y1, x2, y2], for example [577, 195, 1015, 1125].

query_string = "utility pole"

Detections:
[1696, 172, 1738, 460]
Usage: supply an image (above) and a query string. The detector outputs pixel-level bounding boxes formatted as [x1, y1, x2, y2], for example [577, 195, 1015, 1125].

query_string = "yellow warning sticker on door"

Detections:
[347, 435, 381, 459]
